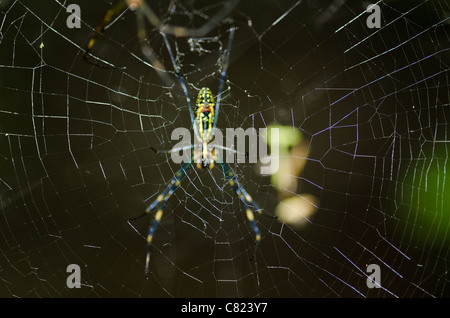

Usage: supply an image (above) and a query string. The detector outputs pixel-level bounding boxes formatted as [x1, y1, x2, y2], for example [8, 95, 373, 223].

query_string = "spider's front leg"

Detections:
[218, 162, 263, 261]
[129, 160, 191, 278]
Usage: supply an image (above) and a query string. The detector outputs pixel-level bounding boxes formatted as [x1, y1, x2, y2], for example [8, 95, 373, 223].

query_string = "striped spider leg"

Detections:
[130, 28, 267, 277]
[128, 158, 192, 278]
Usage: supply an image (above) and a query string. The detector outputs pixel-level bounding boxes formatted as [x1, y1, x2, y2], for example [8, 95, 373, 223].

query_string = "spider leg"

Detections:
[162, 33, 200, 141]
[213, 27, 235, 135]
[129, 161, 191, 278]
[218, 162, 262, 261]
[150, 144, 194, 155]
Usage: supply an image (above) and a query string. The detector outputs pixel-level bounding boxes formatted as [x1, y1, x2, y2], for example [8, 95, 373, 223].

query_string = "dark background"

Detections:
[0, 0, 449, 297]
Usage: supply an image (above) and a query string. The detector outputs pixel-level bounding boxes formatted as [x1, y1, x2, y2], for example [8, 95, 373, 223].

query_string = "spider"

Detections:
[127, 28, 267, 278]
[85, 0, 265, 278]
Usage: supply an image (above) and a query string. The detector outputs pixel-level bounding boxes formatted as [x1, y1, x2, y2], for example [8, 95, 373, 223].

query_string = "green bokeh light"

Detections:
[401, 146, 450, 245]
[264, 124, 302, 149]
